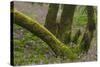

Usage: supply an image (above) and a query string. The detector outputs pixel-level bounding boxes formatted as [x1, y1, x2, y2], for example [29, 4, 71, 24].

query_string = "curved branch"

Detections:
[12, 9, 77, 60]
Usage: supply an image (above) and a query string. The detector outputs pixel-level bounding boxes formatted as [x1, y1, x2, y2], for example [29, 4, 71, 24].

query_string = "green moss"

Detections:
[13, 9, 78, 60]
[61, 45, 78, 60]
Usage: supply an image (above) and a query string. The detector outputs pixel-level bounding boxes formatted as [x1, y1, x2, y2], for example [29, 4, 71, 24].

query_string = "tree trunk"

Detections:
[80, 6, 96, 53]
[57, 5, 76, 44]
[44, 4, 59, 36]
[12, 9, 77, 60]
[45, 4, 76, 44]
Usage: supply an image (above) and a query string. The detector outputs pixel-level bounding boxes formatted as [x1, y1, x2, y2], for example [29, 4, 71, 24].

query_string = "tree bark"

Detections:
[80, 6, 96, 53]
[57, 5, 76, 44]
[12, 9, 77, 60]
[44, 4, 59, 36]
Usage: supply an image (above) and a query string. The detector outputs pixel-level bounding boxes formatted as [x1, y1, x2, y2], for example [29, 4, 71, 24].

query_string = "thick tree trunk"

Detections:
[44, 4, 59, 36]
[80, 6, 96, 53]
[12, 9, 77, 60]
[57, 5, 76, 44]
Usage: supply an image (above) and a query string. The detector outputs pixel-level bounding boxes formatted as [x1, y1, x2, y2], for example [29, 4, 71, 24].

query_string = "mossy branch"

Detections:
[12, 9, 78, 60]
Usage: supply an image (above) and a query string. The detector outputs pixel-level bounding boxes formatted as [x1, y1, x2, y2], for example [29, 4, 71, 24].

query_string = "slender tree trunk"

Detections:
[44, 4, 59, 36]
[80, 6, 96, 53]
[12, 9, 77, 60]
[57, 5, 76, 44]
[87, 6, 96, 33]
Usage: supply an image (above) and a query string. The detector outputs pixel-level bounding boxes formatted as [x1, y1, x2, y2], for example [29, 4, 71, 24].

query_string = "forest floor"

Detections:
[13, 2, 97, 66]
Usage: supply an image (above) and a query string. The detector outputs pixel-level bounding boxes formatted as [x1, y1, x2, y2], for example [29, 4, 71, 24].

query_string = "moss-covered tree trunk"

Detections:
[12, 9, 77, 60]
[57, 5, 76, 44]
[44, 4, 59, 36]
[80, 6, 96, 53]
